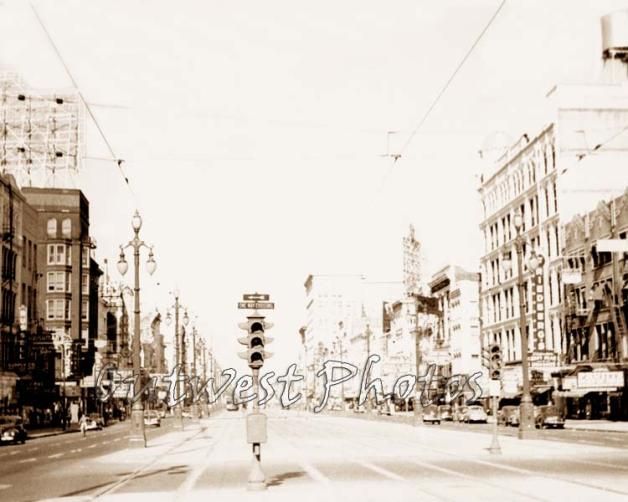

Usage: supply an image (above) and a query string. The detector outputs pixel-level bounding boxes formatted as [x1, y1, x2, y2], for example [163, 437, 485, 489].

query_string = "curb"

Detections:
[27, 429, 79, 439]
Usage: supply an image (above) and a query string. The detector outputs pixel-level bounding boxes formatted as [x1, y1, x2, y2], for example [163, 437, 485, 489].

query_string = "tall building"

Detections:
[22, 187, 95, 393]
[429, 266, 482, 380]
[477, 12, 628, 396]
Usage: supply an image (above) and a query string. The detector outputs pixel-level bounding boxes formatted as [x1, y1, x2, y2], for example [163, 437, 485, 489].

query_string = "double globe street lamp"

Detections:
[501, 208, 544, 439]
[165, 295, 189, 430]
[117, 211, 157, 448]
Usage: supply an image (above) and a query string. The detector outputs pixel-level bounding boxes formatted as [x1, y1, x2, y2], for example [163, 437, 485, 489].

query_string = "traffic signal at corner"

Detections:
[489, 343, 502, 380]
[238, 315, 273, 369]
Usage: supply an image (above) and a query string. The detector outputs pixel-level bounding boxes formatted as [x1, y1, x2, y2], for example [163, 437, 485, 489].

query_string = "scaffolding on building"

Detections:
[0, 70, 83, 189]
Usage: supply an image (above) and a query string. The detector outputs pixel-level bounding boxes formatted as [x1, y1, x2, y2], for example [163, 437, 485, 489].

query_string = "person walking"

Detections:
[79, 414, 87, 438]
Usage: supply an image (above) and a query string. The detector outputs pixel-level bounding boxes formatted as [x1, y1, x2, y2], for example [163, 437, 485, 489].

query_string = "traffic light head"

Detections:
[489, 343, 502, 380]
[238, 316, 273, 369]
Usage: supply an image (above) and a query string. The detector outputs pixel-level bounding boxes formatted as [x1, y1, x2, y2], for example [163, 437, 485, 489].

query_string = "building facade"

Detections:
[478, 15, 628, 397]
[558, 189, 628, 419]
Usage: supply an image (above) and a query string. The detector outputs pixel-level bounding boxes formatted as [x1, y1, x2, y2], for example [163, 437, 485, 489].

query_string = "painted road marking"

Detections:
[28, 447, 38, 452]
[359, 461, 404, 481]
[18, 458, 36, 463]
[9, 451, 18, 455]
[0, 484, 11, 490]
[88, 444, 97, 449]
[48, 453, 63, 459]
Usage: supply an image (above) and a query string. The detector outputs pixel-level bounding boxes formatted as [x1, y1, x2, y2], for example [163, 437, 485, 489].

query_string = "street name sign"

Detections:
[243, 293, 270, 301]
[238, 301, 275, 310]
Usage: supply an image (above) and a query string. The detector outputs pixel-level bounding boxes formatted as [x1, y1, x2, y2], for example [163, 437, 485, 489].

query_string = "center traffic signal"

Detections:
[489, 343, 502, 380]
[238, 315, 273, 369]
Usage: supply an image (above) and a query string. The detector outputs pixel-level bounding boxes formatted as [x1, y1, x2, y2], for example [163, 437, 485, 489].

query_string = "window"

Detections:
[65, 300, 72, 321]
[67, 245, 72, 266]
[82, 246, 90, 267]
[46, 299, 69, 320]
[552, 181, 558, 213]
[47, 244, 68, 265]
[81, 299, 88, 321]
[82, 273, 89, 295]
[62, 218, 72, 238]
[47, 218, 57, 238]
[47, 271, 64, 292]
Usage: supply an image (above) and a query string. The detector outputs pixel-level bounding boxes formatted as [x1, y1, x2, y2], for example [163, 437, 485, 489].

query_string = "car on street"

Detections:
[453, 406, 468, 422]
[535, 405, 565, 429]
[438, 404, 453, 421]
[85, 414, 104, 431]
[465, 405, 488, 423]
[0, 415, 27, 444]
[353, 405, 366, 414]
[497, 406, 520, 427]
[143, 410, 161, 427]
[422, 404, 441, 424]
[225, 402, 238, 412]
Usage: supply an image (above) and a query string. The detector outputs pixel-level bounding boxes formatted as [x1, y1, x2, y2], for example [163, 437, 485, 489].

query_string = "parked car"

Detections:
[438, 405, 453, 421]
[225, 402, 239, 412]
[422, 404, 441, 424]
[143, 410, 161, 427]
[465, 405, 488, 423]
[497, 406, 519, 427]
[85, 414, 104, 431]
[0, 415, 27, 444]
[453, 406, 468, 422]
[353, 405, 366, 414]
[535, 405, 565, 429]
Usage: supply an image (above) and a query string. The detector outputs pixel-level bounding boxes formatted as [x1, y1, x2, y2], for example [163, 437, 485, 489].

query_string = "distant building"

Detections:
[429, 265, 482, 380]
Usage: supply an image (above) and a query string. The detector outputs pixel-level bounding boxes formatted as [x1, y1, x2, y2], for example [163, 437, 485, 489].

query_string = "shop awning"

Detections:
[554, 389, 591, 398]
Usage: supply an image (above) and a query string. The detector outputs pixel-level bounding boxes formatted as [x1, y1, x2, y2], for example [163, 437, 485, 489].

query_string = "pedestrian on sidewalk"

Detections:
[79, 414, 87, 438]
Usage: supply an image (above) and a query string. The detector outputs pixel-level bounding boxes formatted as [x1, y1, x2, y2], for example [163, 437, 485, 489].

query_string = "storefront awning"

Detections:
[554, 389, 592, 398]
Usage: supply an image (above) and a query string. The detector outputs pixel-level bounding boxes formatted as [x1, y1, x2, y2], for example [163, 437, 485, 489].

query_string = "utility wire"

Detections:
[379, 0, 507, 191]
[30, 2, 136, 201]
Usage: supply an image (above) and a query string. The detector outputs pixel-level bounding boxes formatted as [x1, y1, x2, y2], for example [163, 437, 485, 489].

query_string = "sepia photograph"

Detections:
[0, 0, 627, 500]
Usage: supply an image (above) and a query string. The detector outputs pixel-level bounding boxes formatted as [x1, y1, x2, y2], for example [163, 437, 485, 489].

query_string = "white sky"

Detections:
[1, 0, 627, 372]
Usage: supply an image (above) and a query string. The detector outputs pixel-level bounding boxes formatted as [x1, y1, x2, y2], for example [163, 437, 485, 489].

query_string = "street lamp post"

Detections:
[117, 211, 157, 448]
[336, 321, 347, 411]
[511, 209, 536, 439]
[190, 325, 200, 421]
[165, 296, 188, 430]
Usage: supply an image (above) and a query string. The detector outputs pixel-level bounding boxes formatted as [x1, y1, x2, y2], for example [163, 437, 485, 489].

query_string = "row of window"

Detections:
[484, 267, 564, 324]
[485, 183, 558, 253]
[46, 298, 89, 321]
[46, 271, 89, 294]
[46, 218, 72, 238]
[47, 244, 91, 267]
[483, 139, 556, 216]
[486, 314, 563, 362]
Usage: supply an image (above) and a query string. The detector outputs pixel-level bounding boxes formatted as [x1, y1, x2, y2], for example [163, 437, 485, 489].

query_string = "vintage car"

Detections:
[422, 404, 441, 424]
[85, 414, 104, 431]
[535, 405, 565, 429]
[497, 406, 520, 427]
[143, 410, 161, 427]
[0, 415, 27, 444]
[465, 405, 488, 424]
[437, 404, 453, 421]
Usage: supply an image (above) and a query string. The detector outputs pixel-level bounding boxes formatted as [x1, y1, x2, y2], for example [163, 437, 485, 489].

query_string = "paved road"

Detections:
[1, 411, 627, 501]
[0, 418, 178, 501]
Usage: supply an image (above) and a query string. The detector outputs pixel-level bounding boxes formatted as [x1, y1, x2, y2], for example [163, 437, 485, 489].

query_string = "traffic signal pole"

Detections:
[248, 367, 265, 491]
[237, 297, 274, 492]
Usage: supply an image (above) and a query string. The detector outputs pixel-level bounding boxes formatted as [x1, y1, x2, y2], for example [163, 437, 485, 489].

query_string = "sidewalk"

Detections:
[324, 410, 628, 433]
[565, 419, 628, 433]
[26, 424, 80, 439]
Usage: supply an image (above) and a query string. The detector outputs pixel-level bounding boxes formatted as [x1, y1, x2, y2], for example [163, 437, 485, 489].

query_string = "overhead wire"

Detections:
[378, 0, 507, 192]
[30, 2, 137, 202]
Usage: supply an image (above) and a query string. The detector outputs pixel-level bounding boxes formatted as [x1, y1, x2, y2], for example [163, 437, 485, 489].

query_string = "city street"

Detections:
[1, 411, 626, 502]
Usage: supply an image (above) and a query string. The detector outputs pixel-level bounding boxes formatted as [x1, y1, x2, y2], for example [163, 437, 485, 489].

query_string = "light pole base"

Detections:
[128, 407, 146, 448]
[247, 447, 266, 491]
[488, 436, 502, 454]
[191, 403, 200, 422]
[173, 408, 184, 430]
[518, 401, 536, 440]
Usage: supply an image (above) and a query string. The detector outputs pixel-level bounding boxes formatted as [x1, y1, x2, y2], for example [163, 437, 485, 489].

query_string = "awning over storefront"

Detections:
[554, 389, 591, 398]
